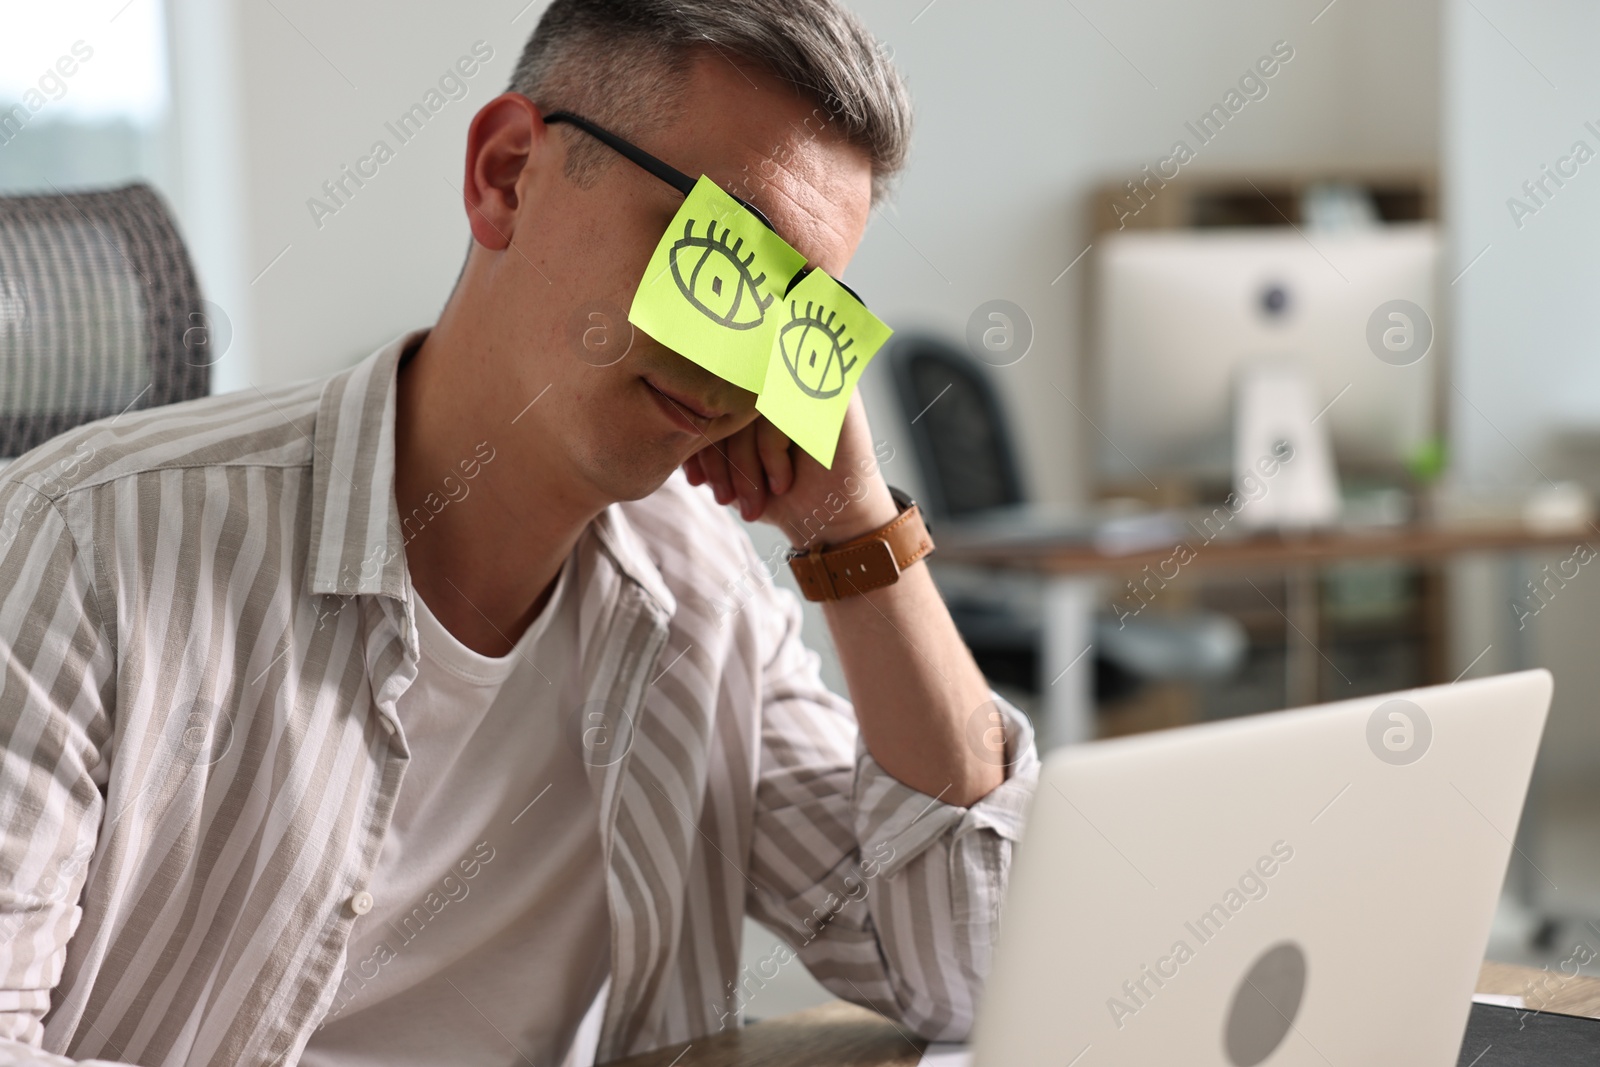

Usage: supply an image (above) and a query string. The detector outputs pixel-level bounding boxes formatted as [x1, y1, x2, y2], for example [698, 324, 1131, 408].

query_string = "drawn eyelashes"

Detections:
[778, 301, 857, 399]
[668, 218, 773, 330]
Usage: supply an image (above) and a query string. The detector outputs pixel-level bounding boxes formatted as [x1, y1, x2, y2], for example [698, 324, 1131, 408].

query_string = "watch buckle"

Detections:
[805, 543, 835, 601]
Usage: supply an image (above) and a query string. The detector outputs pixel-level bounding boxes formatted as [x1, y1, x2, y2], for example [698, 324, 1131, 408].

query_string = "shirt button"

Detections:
[350, 890, 374, 916]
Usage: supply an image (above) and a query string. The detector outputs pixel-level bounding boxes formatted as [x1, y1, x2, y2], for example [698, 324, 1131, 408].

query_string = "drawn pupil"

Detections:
[667, 219, 771, 331]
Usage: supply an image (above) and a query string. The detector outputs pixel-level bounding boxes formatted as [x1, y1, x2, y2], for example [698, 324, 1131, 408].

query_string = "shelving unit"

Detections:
[1086, 170, 1437, 234]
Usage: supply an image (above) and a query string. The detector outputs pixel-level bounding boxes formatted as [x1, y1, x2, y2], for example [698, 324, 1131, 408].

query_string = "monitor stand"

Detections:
[1232, 364, 1342, 529]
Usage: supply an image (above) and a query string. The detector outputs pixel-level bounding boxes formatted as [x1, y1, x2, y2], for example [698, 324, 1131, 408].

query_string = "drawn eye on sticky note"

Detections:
[669, 218, 772, 330]
[629, 175, 806, 393]
[778, 300, 857, 399]
[756, 269, 892, 469]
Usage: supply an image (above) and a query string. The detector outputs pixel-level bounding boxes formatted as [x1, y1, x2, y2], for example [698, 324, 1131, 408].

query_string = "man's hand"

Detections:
[682, 392, 898, 549]
[684, 390, 1006, 808]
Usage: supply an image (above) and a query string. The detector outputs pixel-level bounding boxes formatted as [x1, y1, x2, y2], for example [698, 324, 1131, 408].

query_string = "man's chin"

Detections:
[582, 447, 691, 506]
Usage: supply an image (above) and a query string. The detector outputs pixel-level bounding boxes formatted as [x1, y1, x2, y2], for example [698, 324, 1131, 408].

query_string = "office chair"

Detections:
[0, 182, 211, 460]
[884, 332, 1245, 701]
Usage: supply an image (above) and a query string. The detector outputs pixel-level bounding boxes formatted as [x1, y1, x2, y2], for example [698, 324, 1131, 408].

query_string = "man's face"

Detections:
[480, 52, 873, 503]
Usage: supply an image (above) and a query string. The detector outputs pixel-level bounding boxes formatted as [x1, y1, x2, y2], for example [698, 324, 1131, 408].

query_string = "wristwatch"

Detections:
[787, 485, 935, 602]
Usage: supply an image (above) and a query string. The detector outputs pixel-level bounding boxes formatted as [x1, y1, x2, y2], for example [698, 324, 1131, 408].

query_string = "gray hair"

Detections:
[506, 0, 912, 206]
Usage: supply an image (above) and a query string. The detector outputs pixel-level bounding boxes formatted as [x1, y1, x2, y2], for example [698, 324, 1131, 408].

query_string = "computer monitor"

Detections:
[1092, 223, 1439, 486]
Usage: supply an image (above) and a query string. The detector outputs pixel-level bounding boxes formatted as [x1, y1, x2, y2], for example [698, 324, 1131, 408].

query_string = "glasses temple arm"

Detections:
[543, 111, 699, 199]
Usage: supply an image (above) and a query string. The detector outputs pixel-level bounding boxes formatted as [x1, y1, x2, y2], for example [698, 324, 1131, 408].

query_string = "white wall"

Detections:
[166, 0, 534, 394]
[1441, 0, 1600, 786]
[166, 0, 1440, 502]
[1443, 0, 1600, 490]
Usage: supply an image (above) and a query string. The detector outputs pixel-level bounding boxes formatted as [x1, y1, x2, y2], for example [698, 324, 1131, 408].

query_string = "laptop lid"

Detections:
[970, 669, 1552, 1066]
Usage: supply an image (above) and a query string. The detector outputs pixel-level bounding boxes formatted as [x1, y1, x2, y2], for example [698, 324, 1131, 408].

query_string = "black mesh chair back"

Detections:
[884, 333, 1026, 519]
[0, 182, 210, 459]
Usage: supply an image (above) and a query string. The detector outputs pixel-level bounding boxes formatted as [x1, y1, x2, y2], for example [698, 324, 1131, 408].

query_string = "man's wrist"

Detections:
[785, 485, 935, 602]
[785, 482, 900, 550]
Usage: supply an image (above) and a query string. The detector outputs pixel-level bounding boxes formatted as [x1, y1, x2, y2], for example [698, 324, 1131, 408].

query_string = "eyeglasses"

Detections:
[542, 109, 865, 306]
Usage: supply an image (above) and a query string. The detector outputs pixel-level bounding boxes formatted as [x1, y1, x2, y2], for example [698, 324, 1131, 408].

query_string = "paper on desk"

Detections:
[1472, 992, 1527, 1009]
[915, 1043, 969, 1067]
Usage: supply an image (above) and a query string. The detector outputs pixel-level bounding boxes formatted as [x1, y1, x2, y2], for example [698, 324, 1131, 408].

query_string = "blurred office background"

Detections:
[5, 0, 1600, 1018]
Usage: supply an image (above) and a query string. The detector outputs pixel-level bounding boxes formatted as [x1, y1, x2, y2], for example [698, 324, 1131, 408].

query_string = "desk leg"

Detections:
[1284, 565, 1321, 708]
[1040, 576, 1097, 752]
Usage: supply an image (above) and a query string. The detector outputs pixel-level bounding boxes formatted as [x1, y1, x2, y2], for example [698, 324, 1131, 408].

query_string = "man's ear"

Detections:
[459, 92, 553, 250]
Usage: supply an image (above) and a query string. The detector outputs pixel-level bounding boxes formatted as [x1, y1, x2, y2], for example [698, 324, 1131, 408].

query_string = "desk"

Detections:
[598, 963, 1600, 1066]
[935, 520, 1590, 750]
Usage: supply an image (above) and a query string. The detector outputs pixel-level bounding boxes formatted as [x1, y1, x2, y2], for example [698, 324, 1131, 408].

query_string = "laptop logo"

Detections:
[1223, 941, 1307, 1066]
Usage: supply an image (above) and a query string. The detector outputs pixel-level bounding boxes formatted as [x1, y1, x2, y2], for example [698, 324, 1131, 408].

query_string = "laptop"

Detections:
[968, 669, 1553, 1066]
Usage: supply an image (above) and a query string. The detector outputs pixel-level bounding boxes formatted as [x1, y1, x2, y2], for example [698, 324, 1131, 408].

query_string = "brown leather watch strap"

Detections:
[788, 501, 935, 602]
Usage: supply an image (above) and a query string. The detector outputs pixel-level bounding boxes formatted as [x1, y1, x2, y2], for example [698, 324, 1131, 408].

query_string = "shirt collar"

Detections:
[587, 491, 678, 617]
[303, 327, 677, 618]
[306, 328, 420, 600]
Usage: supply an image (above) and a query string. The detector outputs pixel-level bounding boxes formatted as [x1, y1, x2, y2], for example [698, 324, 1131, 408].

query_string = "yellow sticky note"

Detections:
[628, 175, 807, 393]
[755, 269, 892, 469]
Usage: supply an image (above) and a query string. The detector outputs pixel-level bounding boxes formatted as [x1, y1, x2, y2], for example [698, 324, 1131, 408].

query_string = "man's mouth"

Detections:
[642, 377, 724, 428]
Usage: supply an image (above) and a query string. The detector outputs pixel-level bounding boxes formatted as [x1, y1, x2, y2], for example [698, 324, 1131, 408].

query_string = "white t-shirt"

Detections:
[299, 552, 610, 1067]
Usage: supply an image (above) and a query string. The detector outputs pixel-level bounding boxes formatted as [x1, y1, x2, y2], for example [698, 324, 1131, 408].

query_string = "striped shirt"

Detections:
[0, 328, 1040, 1067]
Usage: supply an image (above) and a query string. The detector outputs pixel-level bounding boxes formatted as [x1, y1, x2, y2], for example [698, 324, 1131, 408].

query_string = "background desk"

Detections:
[935, 520, 1591, 750]
[598, 963, 1600, 1066]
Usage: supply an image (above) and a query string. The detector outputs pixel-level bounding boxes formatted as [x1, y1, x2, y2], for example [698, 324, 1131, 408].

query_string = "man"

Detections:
[0, 1, 1038, 1064]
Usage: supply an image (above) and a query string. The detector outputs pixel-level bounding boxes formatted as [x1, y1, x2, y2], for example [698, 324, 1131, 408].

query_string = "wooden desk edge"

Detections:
[1476, 959, 1600, 1019]
[597, 1000, 924, 1067]
[599, 963, 1600, 1066]
[933, 524, 1594, 577]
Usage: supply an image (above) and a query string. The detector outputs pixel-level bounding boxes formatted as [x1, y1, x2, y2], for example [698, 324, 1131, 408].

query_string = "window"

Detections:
[0, 1, 171, 196]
